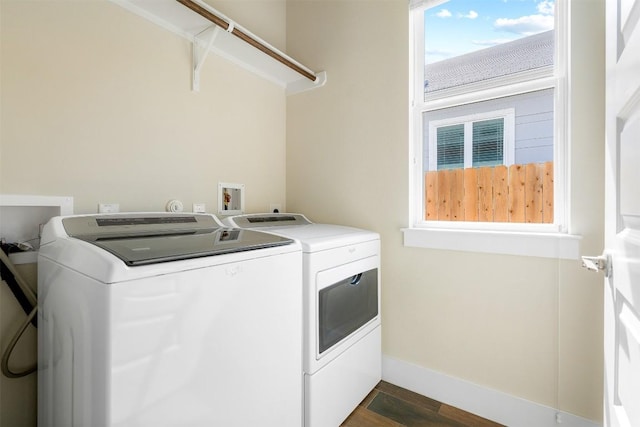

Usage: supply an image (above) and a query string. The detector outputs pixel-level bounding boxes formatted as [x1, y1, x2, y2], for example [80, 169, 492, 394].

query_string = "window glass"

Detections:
[472, 118, 504, 167]
[414, 0, 558, 225]
[423, 0, 555, 99]
[437, 124, 464, 170]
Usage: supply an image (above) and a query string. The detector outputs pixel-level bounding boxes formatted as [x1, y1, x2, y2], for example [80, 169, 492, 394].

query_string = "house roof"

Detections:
[425, 30, 554, 93]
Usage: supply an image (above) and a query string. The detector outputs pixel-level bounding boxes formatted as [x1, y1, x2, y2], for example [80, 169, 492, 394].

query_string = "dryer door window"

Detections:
[318, 268, 378, 354]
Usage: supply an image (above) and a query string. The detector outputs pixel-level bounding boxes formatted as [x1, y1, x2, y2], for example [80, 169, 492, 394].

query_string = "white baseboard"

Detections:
[381, 355, 601, 427]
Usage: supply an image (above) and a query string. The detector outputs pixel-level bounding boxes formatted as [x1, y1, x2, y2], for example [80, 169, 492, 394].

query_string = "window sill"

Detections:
[402, 227, 582, 260]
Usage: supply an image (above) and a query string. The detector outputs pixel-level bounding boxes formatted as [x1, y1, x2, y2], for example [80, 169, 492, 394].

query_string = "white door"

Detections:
[603, 0, 640, 425]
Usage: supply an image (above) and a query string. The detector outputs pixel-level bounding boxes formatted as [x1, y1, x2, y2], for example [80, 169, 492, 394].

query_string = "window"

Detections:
[406, 0, 579, 258]
[428, 109, 515, 171]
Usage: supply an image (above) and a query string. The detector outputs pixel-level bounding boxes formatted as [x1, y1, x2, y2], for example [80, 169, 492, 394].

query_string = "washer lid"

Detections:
[61, 214, 293, 266]
[222, 213, 379, 252]
[79, 229, 293, 266]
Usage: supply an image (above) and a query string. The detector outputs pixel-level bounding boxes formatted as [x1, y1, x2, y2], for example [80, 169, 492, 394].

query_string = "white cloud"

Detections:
[494, 14, 554, 35]
[537, 1, 555, 15]
[426, 47, 454, 62]
[493, 1, 554, 35]
[463, 10, 478, 19]
[435, 9, 452, 18]
[426, 47, 453, 57]
[471, 38, 516, 47]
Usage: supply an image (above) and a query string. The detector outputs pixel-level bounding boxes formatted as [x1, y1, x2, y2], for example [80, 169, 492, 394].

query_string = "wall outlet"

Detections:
[192, 203, 206, 213]
[269, 203, 281, 213]
[98, 203, 119, 213]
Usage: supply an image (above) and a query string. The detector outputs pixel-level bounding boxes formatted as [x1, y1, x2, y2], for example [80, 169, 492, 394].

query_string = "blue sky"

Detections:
[424, 0, 555, 64]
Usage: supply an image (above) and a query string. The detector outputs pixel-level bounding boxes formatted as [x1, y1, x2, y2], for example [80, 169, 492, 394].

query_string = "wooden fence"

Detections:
[425, 162, 553, 223]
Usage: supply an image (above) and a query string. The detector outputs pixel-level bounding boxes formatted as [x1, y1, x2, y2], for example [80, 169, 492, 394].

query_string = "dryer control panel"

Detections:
[226, 213, 312, 229]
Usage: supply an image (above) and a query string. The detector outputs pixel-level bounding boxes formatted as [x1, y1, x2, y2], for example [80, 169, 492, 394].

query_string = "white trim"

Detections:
[0, 194, 73, 264]
[382, 355, 601, 427]
[553, 0, 569, 230]
[409, 1, 568, 236]
[402, 227, 582, 260]
[427, 108, 515, 171]
[408, 7, 423, 228]
[410, 6, 425, 108]
[410, 0, 447, 11]
[0, 194, 74, 215]
[424, 67, 555, 106]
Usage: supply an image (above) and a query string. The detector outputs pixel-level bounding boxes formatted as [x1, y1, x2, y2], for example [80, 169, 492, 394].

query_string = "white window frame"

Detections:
[428, 108, 515, 171]
[404, 0, 581, 259]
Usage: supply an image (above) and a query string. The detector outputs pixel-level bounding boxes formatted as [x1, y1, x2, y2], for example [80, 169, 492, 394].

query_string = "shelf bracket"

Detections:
[192, 25, 220, 92]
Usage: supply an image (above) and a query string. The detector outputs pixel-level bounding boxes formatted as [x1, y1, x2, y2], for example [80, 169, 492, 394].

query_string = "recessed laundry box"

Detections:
[37, 213, 303, 427]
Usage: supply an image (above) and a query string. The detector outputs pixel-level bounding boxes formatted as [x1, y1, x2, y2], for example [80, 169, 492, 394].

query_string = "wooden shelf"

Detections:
[111, 0, 327, 94]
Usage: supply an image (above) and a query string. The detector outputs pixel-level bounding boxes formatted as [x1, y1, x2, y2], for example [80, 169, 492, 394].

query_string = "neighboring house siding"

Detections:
[513, 89, 554, 164]
[423, 88, 554, 168]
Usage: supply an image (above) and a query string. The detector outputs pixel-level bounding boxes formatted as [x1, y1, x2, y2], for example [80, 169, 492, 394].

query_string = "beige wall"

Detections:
[0, 1, 286, 426]
[286, 0, 605, 423]
[0, 0, 287, 214]
[1, 0, 606, 425]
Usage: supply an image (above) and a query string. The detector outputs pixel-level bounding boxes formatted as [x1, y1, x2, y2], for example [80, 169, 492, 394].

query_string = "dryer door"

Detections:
[318, 263, 378, 355]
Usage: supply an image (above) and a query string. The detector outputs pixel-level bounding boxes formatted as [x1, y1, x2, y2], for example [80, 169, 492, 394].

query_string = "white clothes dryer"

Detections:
[223, 213, 381, 427]
[37, 213, 303, 427]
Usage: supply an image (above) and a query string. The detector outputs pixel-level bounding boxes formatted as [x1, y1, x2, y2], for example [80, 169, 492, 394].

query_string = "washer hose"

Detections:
[0, 249, 37, 378]
[1, 306, 37, 378]
[0, 249, 36, 305]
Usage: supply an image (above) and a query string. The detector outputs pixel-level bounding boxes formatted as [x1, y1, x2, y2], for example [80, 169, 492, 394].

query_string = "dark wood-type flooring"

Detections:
[341, 381, 505, 427]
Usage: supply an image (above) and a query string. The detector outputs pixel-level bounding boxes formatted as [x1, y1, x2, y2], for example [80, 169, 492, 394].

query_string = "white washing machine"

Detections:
[37, 213, 303, 427]
[223, 213, 381, 427]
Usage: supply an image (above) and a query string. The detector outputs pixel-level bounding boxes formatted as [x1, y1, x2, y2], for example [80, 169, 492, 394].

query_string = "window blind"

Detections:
[472, 118, 504, 167]
[437, 124, 464, 170]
